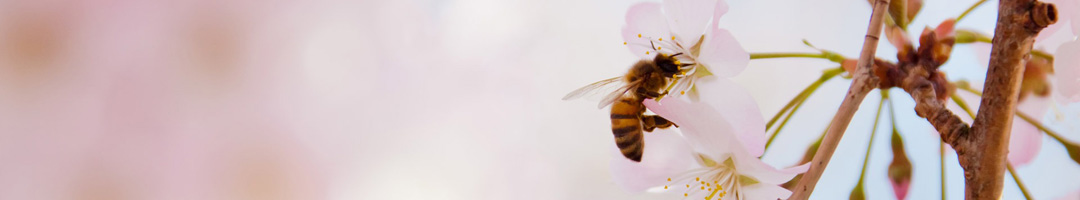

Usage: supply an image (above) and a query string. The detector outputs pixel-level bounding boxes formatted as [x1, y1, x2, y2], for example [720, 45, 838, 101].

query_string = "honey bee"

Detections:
[563, 52, 690, 162]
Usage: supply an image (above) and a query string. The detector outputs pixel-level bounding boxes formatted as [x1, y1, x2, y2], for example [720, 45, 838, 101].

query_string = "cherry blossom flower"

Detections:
[622, 0, 749, 99]
[610, 78, 807, 200]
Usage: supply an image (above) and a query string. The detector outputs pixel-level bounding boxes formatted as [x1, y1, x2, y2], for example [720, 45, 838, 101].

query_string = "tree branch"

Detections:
[963, 0, 1055, 198]
[788, 0, 887, 198]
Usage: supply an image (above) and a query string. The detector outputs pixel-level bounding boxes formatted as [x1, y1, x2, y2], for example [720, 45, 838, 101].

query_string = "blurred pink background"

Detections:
[0, 0, 1076, 199]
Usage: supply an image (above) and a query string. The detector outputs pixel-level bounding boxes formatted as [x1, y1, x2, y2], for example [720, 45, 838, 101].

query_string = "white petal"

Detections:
[623, 2, 672, 60]
[740, 182, 794, 200]
[609, 128, 696, 192]
[644, 95, 740, 158]
[696, 28, 750, 78]
[733, 151, 804, 185]
[662, 0, 717, 45]
[695, 77, 766, 156]
[643, 78, 765, 157]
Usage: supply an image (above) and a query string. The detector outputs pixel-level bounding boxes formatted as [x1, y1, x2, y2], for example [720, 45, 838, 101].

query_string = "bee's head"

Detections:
[647, 40, 689, 75]
[653, 54, 679, 74]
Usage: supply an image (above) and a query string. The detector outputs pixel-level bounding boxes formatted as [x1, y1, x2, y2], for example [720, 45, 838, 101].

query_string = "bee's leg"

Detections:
[641, 115, 677, 132]
[643, 91, 662, 99]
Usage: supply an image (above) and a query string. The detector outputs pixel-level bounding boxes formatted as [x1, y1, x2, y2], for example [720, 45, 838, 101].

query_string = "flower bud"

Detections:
[849, 182, 866, 200]
[888, 130, 912, 200]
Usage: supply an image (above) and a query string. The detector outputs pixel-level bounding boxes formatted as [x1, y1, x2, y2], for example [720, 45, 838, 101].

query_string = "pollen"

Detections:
[638, 33, 642, 38]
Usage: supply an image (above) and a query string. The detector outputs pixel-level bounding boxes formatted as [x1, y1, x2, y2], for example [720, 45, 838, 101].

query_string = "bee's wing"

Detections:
[562, 76, 623, 100]
[562, 76, 637, 109]
[597, 84, 636, 109]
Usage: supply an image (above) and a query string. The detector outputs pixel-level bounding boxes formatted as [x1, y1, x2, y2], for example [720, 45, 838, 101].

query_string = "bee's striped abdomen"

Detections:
[610, 98, 645, 162]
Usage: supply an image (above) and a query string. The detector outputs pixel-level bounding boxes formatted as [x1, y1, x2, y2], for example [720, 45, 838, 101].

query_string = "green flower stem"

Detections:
[1007, 163, 1035, 200]
[957, 84, 1071, 145]
[956, 0, 988, 22]
[940, 141, 947, 200]
[857, 91, 888, 186]
[1016, 111, 1071, 147]
[750, 52, 827, 60]
[763, 67, 844, 151]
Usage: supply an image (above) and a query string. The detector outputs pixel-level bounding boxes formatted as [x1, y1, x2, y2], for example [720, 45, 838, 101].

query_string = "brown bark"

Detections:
[787, 0, 888, 198]
[789, 0, 1057, 199]
[961, 0, 1055, 198]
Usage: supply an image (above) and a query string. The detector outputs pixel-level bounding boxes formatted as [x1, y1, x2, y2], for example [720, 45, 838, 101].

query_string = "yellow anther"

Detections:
[659, 38, 663, 41]
[646, 51, 650, 55]
[668, 178, 672, 181]
[638, 34, 642, 38]
[701, 181, 705, 185]
[664, 186, 668, 189]
[623, 42, 627, 45]
[681, 91, 686, 95]
[696, 177, 700, 181]
[657, 46, 661, 50]
[706, 183, 710, 187]
[701, 186, 705, 190]
[685, 193, 688, 197]
[686, 184, 690, 188]
[714, 180, 718, 184]
[671, 36, 676, 40]
[674, 60, 681, 65]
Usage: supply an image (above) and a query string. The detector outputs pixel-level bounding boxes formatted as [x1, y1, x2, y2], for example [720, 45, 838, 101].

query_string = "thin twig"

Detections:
[788, 0, 888, 197]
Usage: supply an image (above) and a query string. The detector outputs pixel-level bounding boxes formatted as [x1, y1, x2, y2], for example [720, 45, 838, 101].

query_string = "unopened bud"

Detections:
[849, 182, 866, 200]
[888, 130, 913, 200]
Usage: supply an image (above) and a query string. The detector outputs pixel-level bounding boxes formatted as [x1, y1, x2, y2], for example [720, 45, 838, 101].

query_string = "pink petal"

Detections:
[712, 0, 729, 28]
[609, 128, 695, 192]
[890, 179, 911, 200]
[1009, 96, 1051, 166]
[662, 0, 717, 45]
[644, 77, 766, 157]
[623, 2, 672, 60]
[696, 27, 750, 78]
[643, 94, 740, 159]
[1055, 40, 1080, 103]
